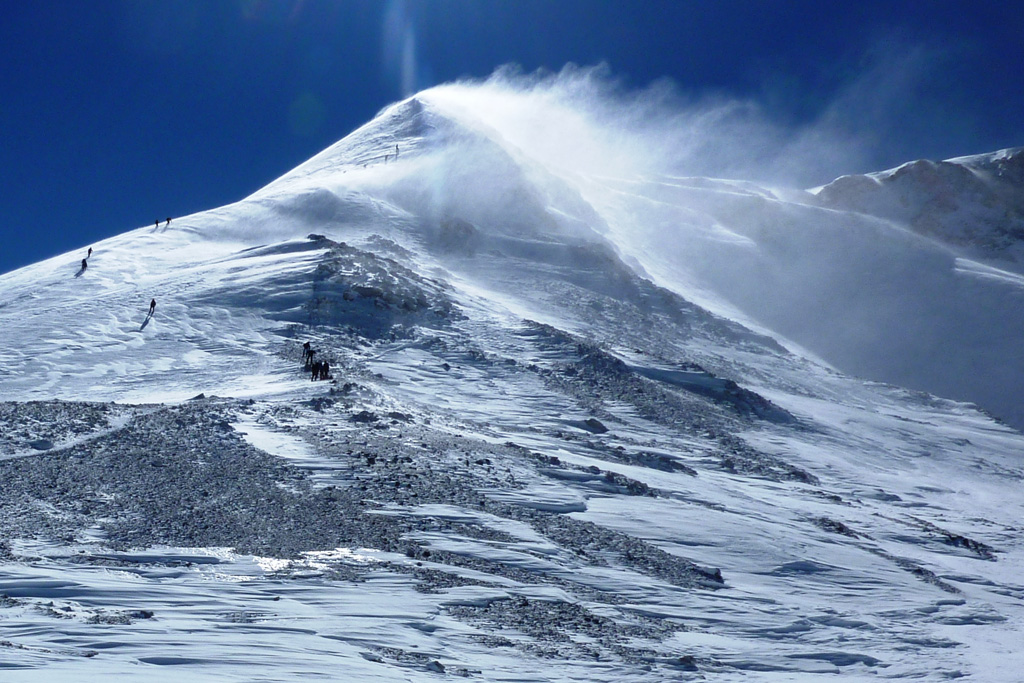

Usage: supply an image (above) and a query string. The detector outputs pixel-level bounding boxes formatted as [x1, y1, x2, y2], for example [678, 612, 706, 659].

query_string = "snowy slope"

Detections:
[2, 87, 1024, 681]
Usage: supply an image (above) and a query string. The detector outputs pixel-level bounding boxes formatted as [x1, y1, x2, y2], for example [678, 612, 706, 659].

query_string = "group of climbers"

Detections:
[361, 144, 400, 169]
[302, 341, 332, 381]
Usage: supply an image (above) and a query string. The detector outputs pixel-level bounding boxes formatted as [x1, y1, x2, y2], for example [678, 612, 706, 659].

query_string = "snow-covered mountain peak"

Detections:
[948, 145, 1024, 179]
[240, 90, 611, 258]
[4, 86, 1024, 680]
[815, 147, 1024, 262]
[256, 96, 455, 194]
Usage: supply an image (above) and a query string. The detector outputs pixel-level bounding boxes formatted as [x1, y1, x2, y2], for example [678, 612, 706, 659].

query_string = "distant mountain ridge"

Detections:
[815, 147, 1024, 263]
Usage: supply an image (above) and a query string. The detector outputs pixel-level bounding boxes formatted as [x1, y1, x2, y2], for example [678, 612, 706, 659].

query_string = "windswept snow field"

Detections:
[2, 86, 1024, 681]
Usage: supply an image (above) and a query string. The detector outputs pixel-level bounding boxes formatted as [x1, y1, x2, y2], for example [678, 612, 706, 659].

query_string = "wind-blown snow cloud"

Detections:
[414, 42, 959, 189]
[329, 54, 1023, 432]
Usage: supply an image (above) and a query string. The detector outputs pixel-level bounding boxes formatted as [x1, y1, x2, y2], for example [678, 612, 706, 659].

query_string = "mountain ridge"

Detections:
[815, 147, 1024, 263]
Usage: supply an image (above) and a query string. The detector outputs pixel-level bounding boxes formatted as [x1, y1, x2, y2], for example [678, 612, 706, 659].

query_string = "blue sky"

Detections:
[2, 0, 1022, 275]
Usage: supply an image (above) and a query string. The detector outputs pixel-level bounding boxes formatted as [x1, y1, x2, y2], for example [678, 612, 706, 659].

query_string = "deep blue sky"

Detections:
[2, 1, 1022, 275]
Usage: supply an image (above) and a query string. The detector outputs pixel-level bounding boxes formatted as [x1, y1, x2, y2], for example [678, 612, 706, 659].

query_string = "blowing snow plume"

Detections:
[304, 65, 1020, 431]
[411, 63, 889, 186]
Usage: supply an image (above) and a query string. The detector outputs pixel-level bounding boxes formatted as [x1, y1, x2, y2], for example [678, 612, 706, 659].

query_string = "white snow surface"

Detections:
[1, 87, 1024, 681]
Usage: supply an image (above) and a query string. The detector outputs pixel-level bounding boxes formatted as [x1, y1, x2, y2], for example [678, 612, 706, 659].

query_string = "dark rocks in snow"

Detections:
[304, 242, 460, 337]
[0, 395, 725, 624]
[941, 533, 997, 560]
[895, 558, 962, 594]
[582, 417, 608, 434]
[717, 436, 818, 484]
[601, 469, 655, 497]
[625, 451, 698, 476]
[362, 645, 474, 677]
[0, 401, 124, 457]
[0, 593, 22, 608]
[86, 609, 155, 625]
[902, 515, 998, 561]
[331, 381, 359, 395]
[0, 401, 394, 557]
[224, 611, 270, 624]
[517, 323, 804, 486]
[307, 397, 335, 412]
[630, 361, 793, 423]
[714, 378, 793, 423]
[672, 655, 700, 672]
[719, 453, 810, 483]
[0, 351, 998, 680]
[525, 510, 725, 589]
[867, 546, 962, 594]
[362, 234, 414, 260]
[446, 593, 686, 665]
[814, 516, 860, 538]
[541, 464, 659, 497]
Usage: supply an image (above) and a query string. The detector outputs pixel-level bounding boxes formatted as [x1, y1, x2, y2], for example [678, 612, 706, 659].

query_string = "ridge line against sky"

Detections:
[2, 0, 1022, 276]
